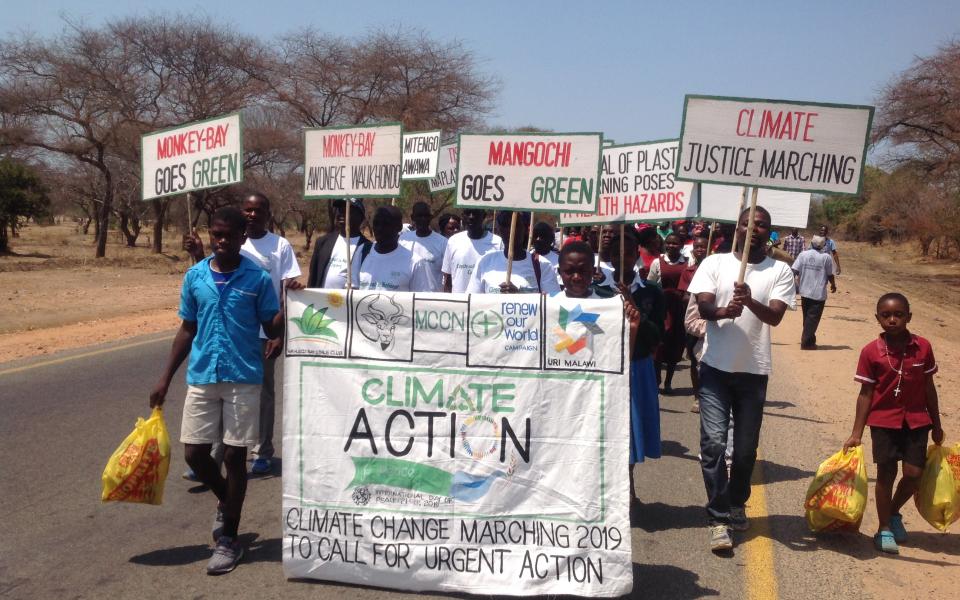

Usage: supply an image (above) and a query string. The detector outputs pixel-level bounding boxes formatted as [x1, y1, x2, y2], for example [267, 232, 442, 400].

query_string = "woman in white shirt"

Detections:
[467, 211, 560, 294]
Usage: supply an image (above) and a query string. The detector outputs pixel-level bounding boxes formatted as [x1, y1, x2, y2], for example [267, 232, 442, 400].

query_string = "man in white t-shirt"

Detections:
[353, 206, 436, 292]
[467, 211, 560, 294]
[441, 209, 503, 293]
[399, 201, 446, 292]
[307, 199, 372, 289]
[792, 235, 836, 350]
[531, 221, 563, 288]
[687, 205, 796, 553]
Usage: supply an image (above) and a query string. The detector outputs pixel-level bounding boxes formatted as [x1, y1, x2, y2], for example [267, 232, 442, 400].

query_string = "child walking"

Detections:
[843, 292, 944, 554]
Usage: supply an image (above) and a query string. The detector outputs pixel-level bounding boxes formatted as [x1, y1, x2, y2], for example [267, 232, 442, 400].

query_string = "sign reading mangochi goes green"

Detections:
[282, 289, 632, 597]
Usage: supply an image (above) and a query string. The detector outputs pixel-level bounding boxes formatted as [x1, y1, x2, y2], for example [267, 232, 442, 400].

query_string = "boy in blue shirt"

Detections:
[150, 206, 282, 574]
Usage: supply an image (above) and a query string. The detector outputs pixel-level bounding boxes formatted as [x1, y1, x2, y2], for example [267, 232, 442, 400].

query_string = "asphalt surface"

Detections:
[0, 329, 863, 600]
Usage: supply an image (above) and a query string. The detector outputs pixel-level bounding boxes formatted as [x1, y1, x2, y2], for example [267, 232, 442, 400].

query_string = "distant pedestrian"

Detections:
[818, 225, 841, 275]
[782, 228, 805, 260]
[647, 233, 689, 394]
[843, 292, 943, 555]
[792, 236, 836, 349]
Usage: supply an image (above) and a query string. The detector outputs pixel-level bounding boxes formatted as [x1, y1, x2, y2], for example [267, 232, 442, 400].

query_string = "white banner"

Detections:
[429, 143, 458, 192]
[304, 123, 403, 199]
[140, 113, 242, 201]
[283, 290, 632, 597]
[560, 140, 698, 225]
[699, 184, 810, 228]
[401, 130, 442, 180]
[455, 133, 603, 213]
[677, 95, 873, 195]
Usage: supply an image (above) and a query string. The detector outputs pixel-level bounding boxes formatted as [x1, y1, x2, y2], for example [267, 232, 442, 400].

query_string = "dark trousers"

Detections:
[800, 297, 825, 348]
[697, 363, 768, 524]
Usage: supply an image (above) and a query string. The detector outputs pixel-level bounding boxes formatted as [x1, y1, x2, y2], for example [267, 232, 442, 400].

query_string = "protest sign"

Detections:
[304, 123, 403, 199]
[283, 289, 632, 597]
[401, 130, 442, 180]
[429, 143, 458, 192]
[141, 113, 242, 201]
[676, 95, 874, 195]
[560, 140, 698, 226]
[455, 133, 603, 213]
[699, 184, 810, 228]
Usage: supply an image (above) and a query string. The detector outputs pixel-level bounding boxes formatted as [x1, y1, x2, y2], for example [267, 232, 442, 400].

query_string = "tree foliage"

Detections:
[0, 159, 49, 252]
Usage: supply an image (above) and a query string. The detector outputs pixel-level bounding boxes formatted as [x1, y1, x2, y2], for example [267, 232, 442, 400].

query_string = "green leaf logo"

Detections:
[290, 304, 338, 340]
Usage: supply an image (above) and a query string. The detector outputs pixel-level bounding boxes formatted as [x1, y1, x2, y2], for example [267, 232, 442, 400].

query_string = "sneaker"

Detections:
[709, 524, 733, 552]
[873, 530, 899, 554]
[182, 468, 198, 482]
[889, 514, 908, 543]
[212, 503, 224, 542]
[729, 507, 750, 531]
[207, 536, 243, 575]
[250, 457, 272, 475]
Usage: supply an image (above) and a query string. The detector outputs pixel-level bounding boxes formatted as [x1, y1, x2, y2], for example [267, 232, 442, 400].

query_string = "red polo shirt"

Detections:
[854, 334, 937, 429]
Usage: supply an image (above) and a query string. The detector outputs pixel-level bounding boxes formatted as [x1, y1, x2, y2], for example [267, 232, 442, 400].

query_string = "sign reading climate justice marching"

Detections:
[429, 143, 458, 192]
[455, 133, 603, 212]
[699, 184, 811, 228]
[141, 113, 242, 201]
[560, 140, 698, 226]
[304, 123, 403, 199]
[676, 95, 874, 195]
[282, 290, 632, 597]
[401, 130, 442, 180]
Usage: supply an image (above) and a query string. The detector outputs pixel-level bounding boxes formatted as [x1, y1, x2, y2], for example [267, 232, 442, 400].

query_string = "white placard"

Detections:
[455, 133, 603, 213]
[560, 140, 698, 225]
[141, 113, 242, 201]
[677, 95, 873, 195]
[429, 143, 458, 192]
[401, 130, 442, 180]
[283, 289, 632, 597]
[699, 184, 810, 228]
[304, 123, 403, 199]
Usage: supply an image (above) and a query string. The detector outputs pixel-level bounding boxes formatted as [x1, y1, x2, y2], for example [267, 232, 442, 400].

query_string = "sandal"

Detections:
[873, 530, 899, 554]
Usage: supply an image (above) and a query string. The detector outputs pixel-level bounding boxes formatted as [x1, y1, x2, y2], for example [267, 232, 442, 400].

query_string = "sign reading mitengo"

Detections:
[304, 123, 403, 199]
[283, 290, 632, 597]
[141, 113, 242, 201]
[700, 184, 810, 228]
[429, 143, 458, 192]
[560, 140, 698, 226]
[401, 130, 442, 180]
[676, 95, 874, 195]
[455, 133, 603, 212]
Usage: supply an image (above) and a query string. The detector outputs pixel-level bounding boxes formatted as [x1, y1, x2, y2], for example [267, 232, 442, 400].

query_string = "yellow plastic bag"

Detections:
[101, 407, 171, 505]
[914, 444, 960, 532]
[804, 446, 868, 532]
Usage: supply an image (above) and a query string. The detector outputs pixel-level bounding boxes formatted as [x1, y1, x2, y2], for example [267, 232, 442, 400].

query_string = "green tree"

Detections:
[0, 159, 49, 252]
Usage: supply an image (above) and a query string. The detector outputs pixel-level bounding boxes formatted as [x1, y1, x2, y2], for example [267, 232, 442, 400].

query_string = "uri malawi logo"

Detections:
[552, 304, 603, 365]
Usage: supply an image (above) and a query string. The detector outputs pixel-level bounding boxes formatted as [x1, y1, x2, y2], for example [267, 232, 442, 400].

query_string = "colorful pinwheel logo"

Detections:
[553, 304, 603, 355]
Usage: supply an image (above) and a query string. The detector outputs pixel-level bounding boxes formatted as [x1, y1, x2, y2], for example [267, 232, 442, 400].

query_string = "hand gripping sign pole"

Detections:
[504, 212, 520, 286]
[737, 187, 760, 284]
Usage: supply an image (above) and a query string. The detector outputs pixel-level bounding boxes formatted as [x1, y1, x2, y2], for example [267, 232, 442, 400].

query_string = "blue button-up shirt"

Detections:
[178, 256, 279, 385]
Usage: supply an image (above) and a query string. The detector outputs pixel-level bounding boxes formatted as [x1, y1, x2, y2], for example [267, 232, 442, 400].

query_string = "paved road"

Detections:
[0, 330, 861, 600]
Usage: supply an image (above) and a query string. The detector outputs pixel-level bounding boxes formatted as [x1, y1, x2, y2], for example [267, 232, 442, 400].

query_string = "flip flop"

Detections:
[874, 530, 899, 554]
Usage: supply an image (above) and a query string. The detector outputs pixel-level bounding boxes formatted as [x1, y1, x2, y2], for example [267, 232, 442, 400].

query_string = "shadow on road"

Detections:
[757, 459, 815, 484]
[660, 440, 698, 462]
[633, 501, 706, 533]
[128, 533, 280, 566]
[764, 400, 796, 409]
[631, 562, 719, 598]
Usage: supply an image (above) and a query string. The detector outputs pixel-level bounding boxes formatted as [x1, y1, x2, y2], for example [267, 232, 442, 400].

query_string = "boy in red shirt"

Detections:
[843, 292, 944, 554]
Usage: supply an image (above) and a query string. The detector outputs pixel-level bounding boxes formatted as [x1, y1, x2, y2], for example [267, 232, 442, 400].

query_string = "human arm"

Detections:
[832, 248, 841, 275]
[732, 283, 789, 326]
[828, 274, 836, 294]
[182, 231, 205, 262]
[149, 320, 197, 407]
[646, 258, 661, 284]
[843, 383, 874, 451]
[695, 292, 743, 321]
[618, 283, 641, 359]
[442, 273, 453, 293]
[926, 377, 944, 445]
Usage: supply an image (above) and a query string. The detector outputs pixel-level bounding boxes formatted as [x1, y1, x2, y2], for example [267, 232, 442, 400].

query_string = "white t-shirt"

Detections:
[441, 231, 503, 293]
[352, 244, 436, 292]
[541, 250, 563, 286]
[792, 248, 834, 301]
[687, 253, 796, 375]
[400, 229, 447, 292]
[323, 235, 362, 289]
[466, 251, 561, 294]
[241, 231, 301, 338]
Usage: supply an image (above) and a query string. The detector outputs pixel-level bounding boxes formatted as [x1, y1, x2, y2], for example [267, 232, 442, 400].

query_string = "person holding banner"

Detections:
[647, 233, 690, 394]
[531, 221, 563, 288]
[687, 205, 795, 552]
[467, 211, 560, 294]
[352, 206, 436, 292]
[400, 201, 447, 292]
[150, 206, 283, 574]
[307, 199, 371, 289]
[441, 209, 502, 293]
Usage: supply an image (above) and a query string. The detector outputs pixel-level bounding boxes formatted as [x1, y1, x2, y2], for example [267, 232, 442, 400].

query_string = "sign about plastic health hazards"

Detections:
[304, 123, 403, 199]
[283, 289, 632, 597]
[141, 113, 242, 201]
[429, 143, 458, 192]
[560, 140, 698, 226]
[699, 184, 811, 228]
[455, 133, 603, 213]
[676, 95, 874, 195]
[401, 130, 442, 180]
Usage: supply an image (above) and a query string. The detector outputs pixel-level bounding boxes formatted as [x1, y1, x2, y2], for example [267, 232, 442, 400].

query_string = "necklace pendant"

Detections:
[894, 386, 901, 397]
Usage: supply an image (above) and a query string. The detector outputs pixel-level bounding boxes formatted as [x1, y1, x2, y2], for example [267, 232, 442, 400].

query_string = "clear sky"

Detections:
[6, 1, 959, 147]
